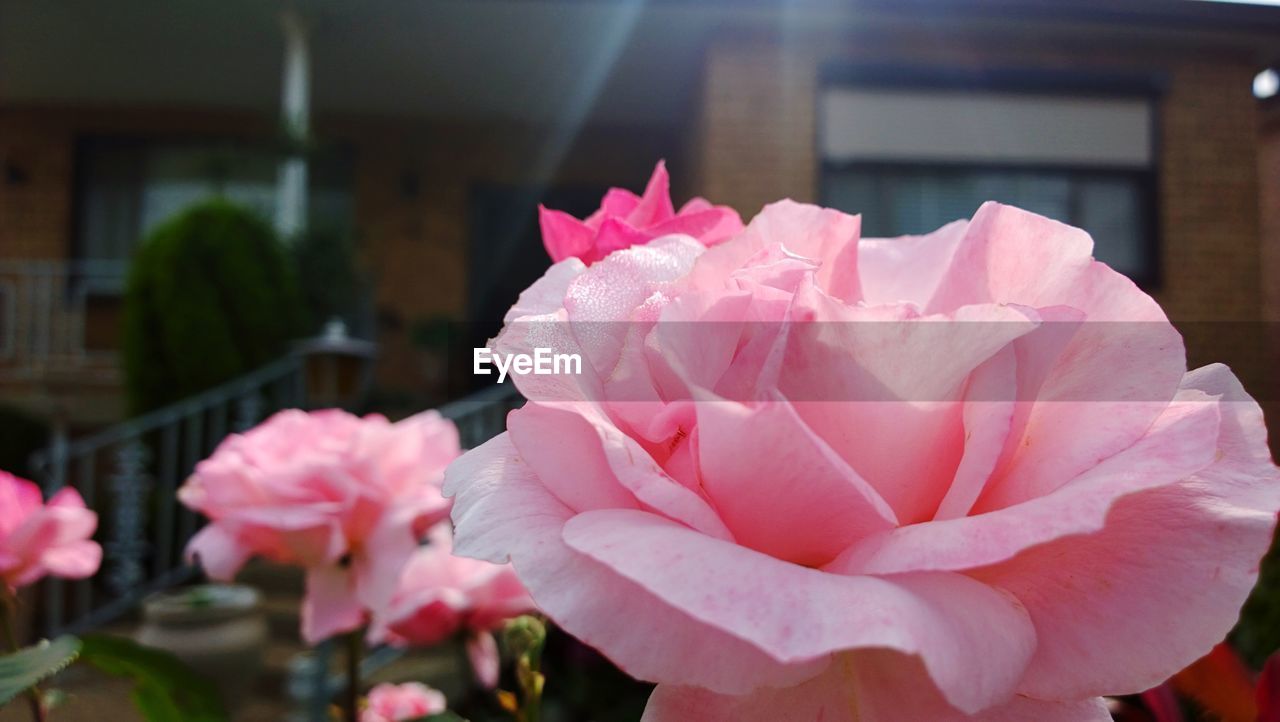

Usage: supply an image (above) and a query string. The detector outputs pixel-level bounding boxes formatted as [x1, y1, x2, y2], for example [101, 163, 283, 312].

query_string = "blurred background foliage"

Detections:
[121, 199, 308, 414]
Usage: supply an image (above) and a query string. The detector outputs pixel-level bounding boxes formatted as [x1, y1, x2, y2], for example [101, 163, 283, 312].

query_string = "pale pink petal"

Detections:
[507, 403, 640, 512]
[972, 366, 1280, 699]
[1181, 363, 1280, 513]
[40, 539, 101, 580]
[363, 682, 447, 722]
[302, 565, 364, 644]
[503, 257, 587, 323]
[828, 392, 1220, 575]
[466, 631, 501, 689]
[185, 524, 253, 580]
[857, 220, 967, 308]
[353, 514, 420, 616]
[2, 505, 97, 574]
[782, 297, 1040, 523]
[693, 200, 860, 297]
[558, 402, 733, 540]
[925, 203, 1186, 511]
[932, 346, 1016, 520]
[642, 650, 1111, 722]
[695, 396, 896, 566]
[562, 509, 1035, 712]
[928, 201, 1093, 312]
[445, 434, 828, 694]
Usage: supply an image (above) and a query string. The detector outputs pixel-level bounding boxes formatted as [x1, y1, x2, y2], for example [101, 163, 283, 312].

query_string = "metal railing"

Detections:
[29, 371, 522, 640]
[0, 260, 129, 379]
[30, 355, 308, 636]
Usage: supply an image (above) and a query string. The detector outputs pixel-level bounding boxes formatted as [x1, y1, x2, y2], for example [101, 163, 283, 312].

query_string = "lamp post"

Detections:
[293, 318, 376, 411]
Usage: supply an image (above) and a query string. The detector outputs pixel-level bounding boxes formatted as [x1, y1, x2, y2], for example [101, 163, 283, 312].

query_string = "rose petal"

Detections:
[563, 509, 1035, 712]
[642, 650, 1111, 722]
[695, 395, 897, 566]
[828, 389, 1220, 575]
[302, 565, 364, 644]
[445, 434, 827, 694]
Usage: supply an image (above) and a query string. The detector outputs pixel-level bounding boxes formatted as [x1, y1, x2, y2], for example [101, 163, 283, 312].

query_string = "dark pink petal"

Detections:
[539, 206, 596, 262]
[626, 160, 675, 228]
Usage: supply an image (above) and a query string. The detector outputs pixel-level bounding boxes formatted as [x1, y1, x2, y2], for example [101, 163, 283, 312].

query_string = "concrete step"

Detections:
[259, 591, 305, 640]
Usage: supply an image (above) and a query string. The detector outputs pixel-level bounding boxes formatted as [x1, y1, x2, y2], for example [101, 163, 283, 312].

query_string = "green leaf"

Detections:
[78, 634, 227, 722]
[0, 636, 81, 705]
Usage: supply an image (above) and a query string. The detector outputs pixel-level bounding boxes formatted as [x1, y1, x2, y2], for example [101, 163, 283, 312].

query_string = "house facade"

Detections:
[2, 0, 1277, 447]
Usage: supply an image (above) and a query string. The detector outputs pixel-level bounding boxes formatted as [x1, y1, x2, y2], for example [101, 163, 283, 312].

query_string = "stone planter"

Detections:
[136, 584, 268, 707]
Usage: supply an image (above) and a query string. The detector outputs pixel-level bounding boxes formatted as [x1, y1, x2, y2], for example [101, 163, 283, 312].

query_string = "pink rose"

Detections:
[180, 409, 460, 644]
[369, 521, 535, 687]
[447, 200, 1280, 720]
[361, 682, 446, 722]
[0, 471, 101, 592]
[539, 160, 743, 265]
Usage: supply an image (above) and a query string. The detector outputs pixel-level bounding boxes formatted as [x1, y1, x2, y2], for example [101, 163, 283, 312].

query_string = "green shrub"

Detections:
[122, 200, 308, 414]
[290, 226, 367, 328]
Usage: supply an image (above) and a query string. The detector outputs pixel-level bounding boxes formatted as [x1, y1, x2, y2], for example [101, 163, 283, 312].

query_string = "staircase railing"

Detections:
[29, 354, 308, 636]
[28, 368, 523, 640]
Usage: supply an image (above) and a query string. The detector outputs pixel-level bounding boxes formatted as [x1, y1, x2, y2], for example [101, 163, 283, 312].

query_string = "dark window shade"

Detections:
[822, 164, 1155, 284]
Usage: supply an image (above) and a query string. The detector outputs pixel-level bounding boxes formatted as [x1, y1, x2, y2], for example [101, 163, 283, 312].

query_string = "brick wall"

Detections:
[694, 26, 1276, 448]
[0, 105, 683, 414]
[332, 118, 683, 397]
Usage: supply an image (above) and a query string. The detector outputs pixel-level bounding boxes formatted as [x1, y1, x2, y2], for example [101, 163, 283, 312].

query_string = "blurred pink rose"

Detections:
[180, 409, 460, 643]
[448, 200, 1280, 720]
[369, 521, 534, 687]
[539, 160, 743, 265]
[361, 682, 446, 722]
[0, 471, 101, 592]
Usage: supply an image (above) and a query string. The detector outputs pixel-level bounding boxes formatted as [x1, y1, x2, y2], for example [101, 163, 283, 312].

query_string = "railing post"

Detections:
[105, 439, 152, 597]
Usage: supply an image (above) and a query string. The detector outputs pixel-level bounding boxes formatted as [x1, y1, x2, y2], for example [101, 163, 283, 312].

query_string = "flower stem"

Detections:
[343, 630, 361, 722]
[0, 593, 47, 722]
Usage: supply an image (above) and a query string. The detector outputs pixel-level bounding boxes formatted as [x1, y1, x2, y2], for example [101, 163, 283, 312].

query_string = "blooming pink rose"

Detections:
[369, 521, 535, 687]
[539, 160, 743, 265]
[0, 471, 101, 592]
[180, 409, 460, 644]
[361, 682, 446, 722]
[447, 200, 1280, 720]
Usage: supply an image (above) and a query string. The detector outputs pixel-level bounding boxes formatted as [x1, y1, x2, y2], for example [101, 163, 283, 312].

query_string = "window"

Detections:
[73, 138, 353, 263]
[819, 71, 1160, 285]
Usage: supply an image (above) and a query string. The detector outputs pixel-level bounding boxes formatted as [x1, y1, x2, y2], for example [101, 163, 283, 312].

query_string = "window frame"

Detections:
[69, 133, 356, 272]
[816, 64, 1167, 290]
